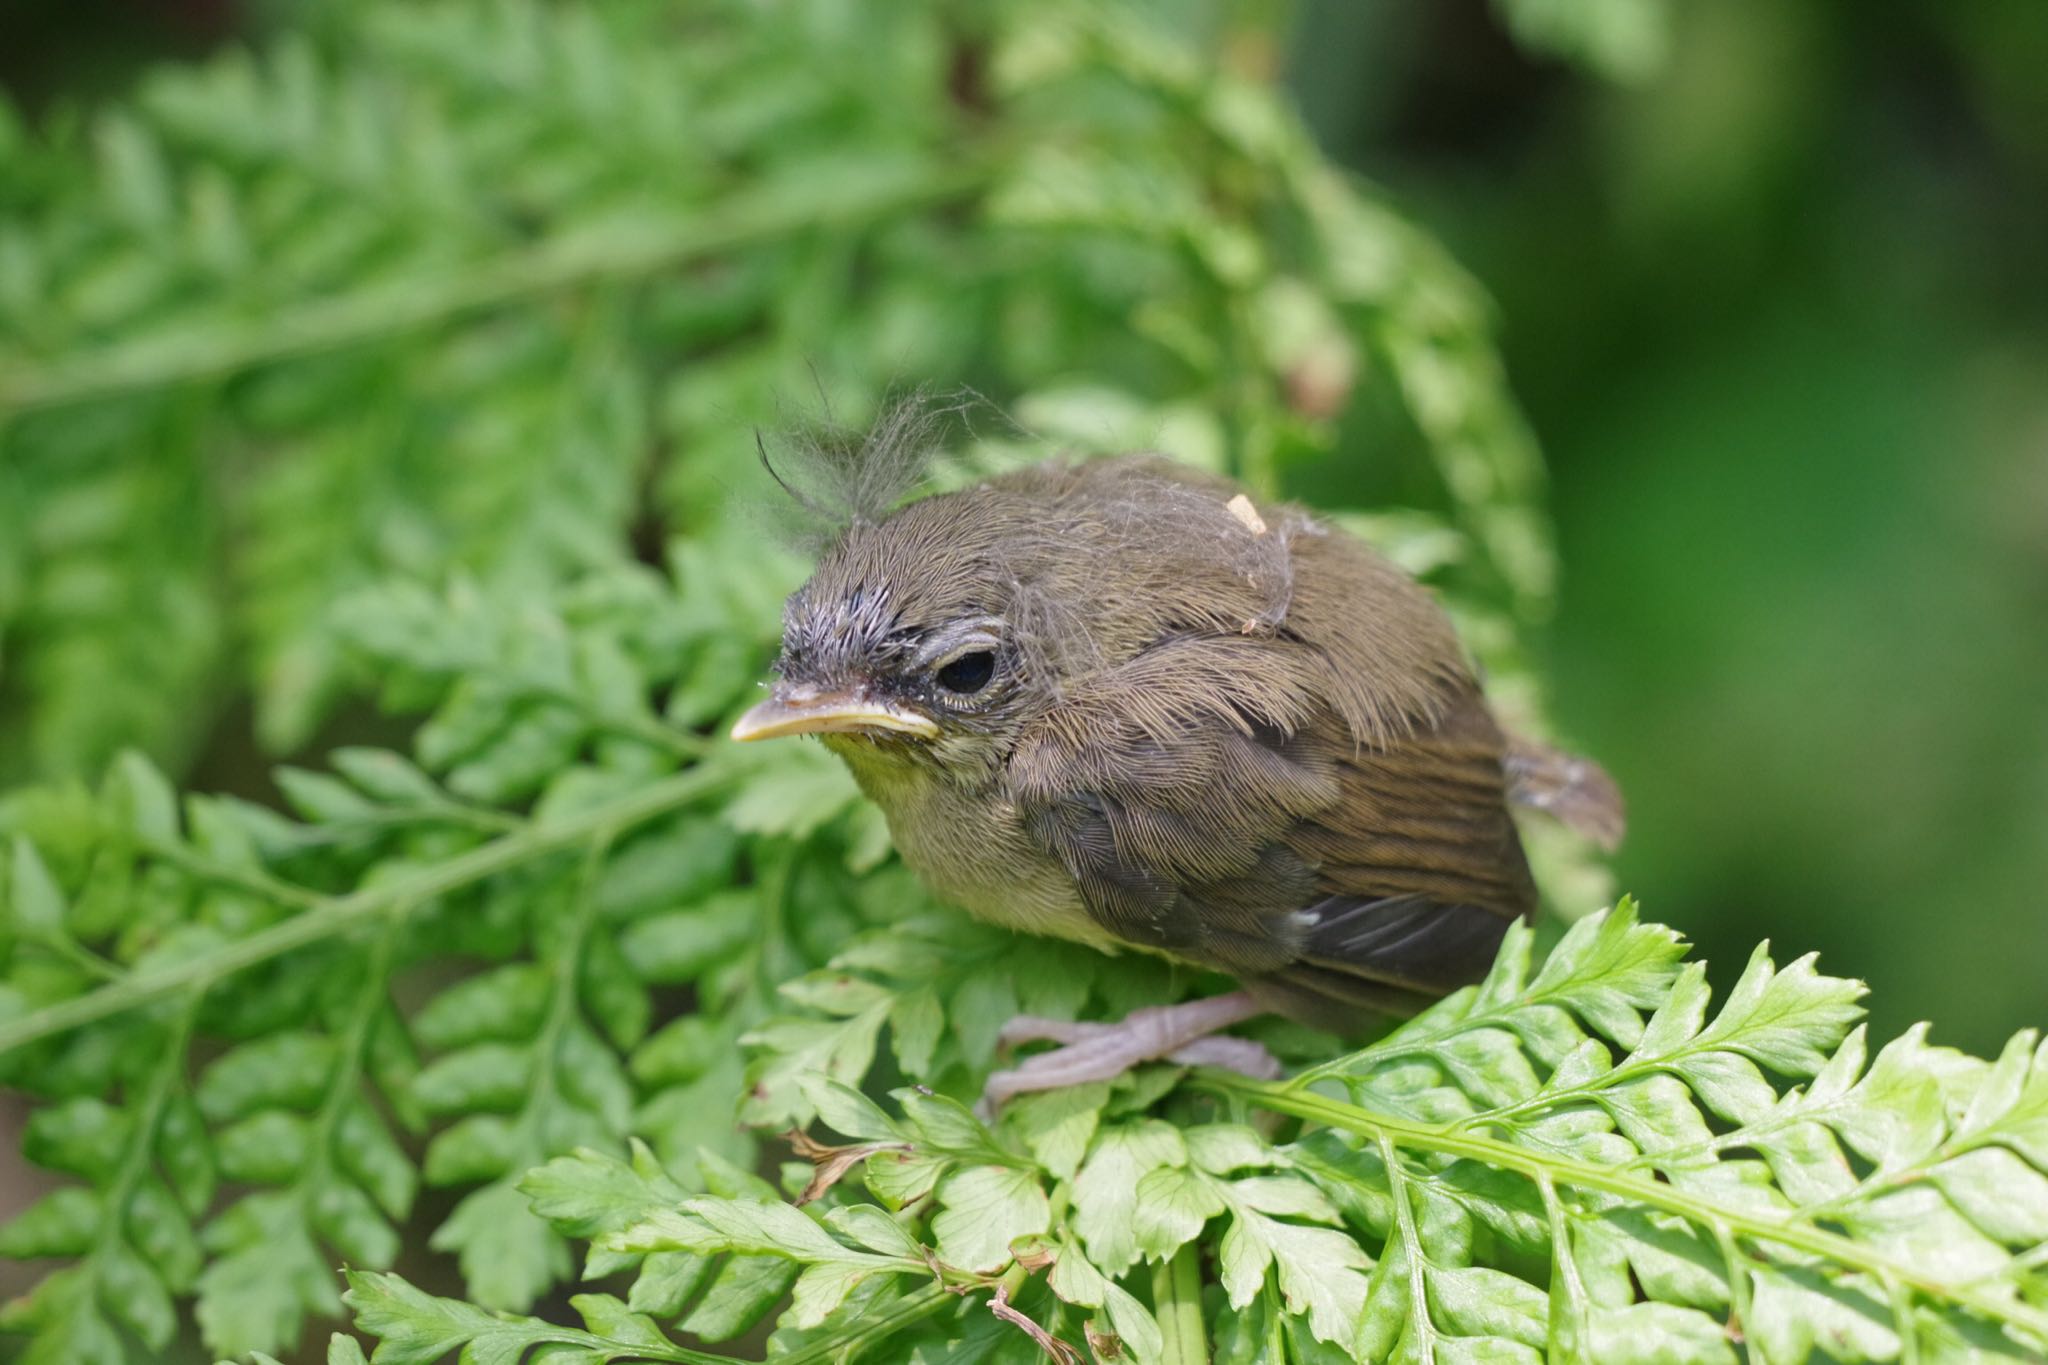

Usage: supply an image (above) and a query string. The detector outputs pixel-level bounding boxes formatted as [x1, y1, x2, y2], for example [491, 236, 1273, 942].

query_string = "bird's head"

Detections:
[729, 482, 1060, 778]
[731, 453, 1310, 781]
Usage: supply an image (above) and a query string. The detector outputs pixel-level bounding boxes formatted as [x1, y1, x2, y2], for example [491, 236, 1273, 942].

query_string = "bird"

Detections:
[732, 428, 1621, 1109]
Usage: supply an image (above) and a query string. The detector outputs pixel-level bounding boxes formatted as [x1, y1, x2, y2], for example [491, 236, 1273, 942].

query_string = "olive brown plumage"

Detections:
[733, 448, 1618, 1105]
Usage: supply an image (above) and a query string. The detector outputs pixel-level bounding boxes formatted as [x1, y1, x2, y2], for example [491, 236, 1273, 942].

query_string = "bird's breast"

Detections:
[829, 742, 1118, 951]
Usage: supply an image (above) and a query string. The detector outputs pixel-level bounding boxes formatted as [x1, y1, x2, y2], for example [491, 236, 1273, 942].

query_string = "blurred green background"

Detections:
[4, 0, 2043, 1060]
[1285, 0, 2048, 1054]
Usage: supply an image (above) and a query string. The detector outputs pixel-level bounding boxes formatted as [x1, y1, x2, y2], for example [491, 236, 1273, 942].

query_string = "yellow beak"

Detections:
[729, 688, 940, 742]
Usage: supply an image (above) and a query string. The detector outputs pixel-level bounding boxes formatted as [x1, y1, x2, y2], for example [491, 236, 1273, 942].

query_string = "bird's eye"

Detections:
[935, 650, 996, 695]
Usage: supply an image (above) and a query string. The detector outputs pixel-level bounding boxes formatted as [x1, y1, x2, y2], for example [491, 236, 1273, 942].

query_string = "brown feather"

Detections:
[1504, 735, 1628, 852]
[768, 451, 1611, 1031]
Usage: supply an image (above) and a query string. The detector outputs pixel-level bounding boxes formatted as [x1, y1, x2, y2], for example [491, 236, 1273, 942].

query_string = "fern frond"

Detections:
[0, 547, 869, 1358]
[1218, 904, 2048, 1358]
[191, 917, 409, 1352]
[0, 986, 205, 1363]
[3, 546, 2034, 1364]
[0, 0, 974, 772]
[1, 0, 1554, 779]
[324, 902, 2042, 1365]
[8, 471, 1971, 1362]
[0, 440, 222, 786]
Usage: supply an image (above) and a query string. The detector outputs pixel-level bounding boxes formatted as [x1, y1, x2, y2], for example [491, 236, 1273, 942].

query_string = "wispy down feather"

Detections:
[754, 389, 984, 550]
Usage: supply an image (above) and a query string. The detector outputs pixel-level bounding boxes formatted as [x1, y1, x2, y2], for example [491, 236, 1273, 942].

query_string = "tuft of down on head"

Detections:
[751, 390, 978, 550]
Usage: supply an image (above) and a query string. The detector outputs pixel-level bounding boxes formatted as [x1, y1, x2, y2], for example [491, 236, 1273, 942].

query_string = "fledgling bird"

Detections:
[733, 429, 1621, 1108]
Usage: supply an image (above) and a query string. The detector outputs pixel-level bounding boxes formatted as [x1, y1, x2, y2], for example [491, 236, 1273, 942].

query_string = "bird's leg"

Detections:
[981, 991, 1276, 1113]
[1166, 1033, 1283, 1076]
[996, 1015, 1114, 1048]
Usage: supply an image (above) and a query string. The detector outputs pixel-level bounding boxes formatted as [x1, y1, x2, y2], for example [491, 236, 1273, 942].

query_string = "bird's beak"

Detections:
[729, 687, 940, 743]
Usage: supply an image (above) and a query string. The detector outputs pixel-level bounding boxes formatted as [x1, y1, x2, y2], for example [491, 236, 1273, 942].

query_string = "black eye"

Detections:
[935, 650, 996, 695]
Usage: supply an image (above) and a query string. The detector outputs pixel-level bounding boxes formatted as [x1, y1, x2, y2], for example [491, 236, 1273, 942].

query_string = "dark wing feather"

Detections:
[1286, 695, 1536, 918]
[1009, 630, 1535, 1030]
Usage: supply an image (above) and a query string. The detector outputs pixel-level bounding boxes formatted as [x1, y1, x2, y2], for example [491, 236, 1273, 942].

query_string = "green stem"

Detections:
[0, 160, 989, 413]
[510, 837, 612, 1164]
[43, 933, 124, 983]
[1153, 1243, 1209, 1365]
[1537, 1173, 1598, 1356]
[1203, 1074, 2048, 1347]
[301, 914, 403, 1214]
[140, 837, 329, 912]
[82, 993, 201, 1347]
[1378, 1133, 1438, 1361]
[288, 801, 526, 842]
[1711, 1221, 1755, 1345]
[1999, 1242, 2048, 1283]
[1885, 1271, 1922, 1365]
[0, 765, 734, 1056]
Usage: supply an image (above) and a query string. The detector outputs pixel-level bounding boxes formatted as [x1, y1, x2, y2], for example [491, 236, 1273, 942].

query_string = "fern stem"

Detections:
[1536, 1175, 1589, 1336]
[301, 913, 403, 1215]
[509, 836, 612, 1165]
[1205, 1075, 2048, 1349]
[1153, 1242, 1209, 1365]
[1884, 1272, 1923, 1365]
[140, 836, 330, 911]
[0, 765, 733, 1056]
[286, 802, 525, 842]
[2002, 1242, 2048, 1281]
[0, 159, 989, 413]
[81, 992, 201, 1345]
[43, 932, 125, 983]
[1378, 1132, 1440, 1362]
[1710, 1220, 1756, 1348]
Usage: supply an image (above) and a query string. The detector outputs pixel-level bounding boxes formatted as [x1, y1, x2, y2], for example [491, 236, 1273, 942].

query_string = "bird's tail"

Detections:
[1503, 735, 1626, 852]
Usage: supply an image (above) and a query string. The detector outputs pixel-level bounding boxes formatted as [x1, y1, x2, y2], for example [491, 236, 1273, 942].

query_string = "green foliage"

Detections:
[0, 565, 2043, 1365]
[251, 908, 2048, 1365]
[1490, 0, 1674, 82]
[0, 0, 1551, 784]
[322, 907, 2048, 1365]
[10, 3, 2038, 1364]
[0, 535, 873, 1360]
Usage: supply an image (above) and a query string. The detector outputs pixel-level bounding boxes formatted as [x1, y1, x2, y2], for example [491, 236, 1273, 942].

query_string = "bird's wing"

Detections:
[1009, 634, 1533, 1026]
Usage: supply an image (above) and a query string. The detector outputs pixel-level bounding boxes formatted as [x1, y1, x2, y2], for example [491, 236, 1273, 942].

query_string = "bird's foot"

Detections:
[979, 991, 1275, 1115]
